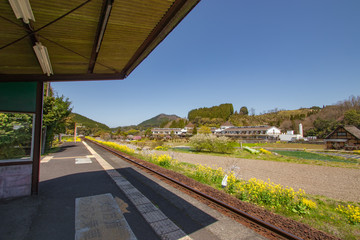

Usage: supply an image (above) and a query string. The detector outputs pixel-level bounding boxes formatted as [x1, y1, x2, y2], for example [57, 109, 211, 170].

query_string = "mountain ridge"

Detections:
[137, 113, 181, 128]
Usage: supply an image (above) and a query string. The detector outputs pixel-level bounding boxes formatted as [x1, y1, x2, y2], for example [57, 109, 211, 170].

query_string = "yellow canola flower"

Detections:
[302, 198, 317, 209]
[336, 204, 360, 224]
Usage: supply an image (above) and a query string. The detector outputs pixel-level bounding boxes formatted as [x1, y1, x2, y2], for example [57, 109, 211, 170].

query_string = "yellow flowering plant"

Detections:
[259, 148, 272, 155]
[336, 204, 360, 224]
[86, 137, 135, 155]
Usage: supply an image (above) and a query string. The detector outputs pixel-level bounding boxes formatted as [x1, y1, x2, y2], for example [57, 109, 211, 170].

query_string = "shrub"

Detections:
[227, 177, 315, 214]
[147, 154, 177, 168]
[155, 146, 168, 151]
[194, 165, 225, 184]
[189, 134, 235, 153]
[213, 136, 236, 153]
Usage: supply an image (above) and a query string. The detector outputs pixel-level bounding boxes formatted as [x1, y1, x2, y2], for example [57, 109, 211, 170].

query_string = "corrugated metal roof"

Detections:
[0, 0, 200, 81]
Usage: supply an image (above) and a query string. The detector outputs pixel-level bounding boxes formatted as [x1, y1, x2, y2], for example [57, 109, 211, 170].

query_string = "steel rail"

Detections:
[85, 138, 303, 240]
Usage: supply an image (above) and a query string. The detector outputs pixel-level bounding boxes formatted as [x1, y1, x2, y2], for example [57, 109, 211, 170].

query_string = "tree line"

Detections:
[188, 103, 234, 121]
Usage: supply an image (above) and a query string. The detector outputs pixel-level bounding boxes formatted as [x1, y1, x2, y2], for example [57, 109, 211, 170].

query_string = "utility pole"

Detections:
[74, 122, 77, 143]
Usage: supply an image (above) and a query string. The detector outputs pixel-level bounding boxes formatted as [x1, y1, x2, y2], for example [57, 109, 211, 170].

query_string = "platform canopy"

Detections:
[0, 0, 200, 82]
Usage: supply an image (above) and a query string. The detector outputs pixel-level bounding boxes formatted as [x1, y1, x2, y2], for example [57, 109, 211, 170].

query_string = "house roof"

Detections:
[152, 128, 182, 131]
[325, 125, 360, 140]
[344, 125, 360, 139]
[221, 121, 234, 127]
[223, 125, 275, 131]
[0, 0, 200, 82]
[185, 122, 194, 128]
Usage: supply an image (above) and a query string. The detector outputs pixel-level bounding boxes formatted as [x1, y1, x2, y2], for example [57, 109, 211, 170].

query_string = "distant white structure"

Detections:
[152, 128, 182, 136]
[279, 123, 304, 142]
[299, 123, 303, 137]
[218, 125, 281, 139]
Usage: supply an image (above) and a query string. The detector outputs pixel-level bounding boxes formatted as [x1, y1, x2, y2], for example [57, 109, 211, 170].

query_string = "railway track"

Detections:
[84, 138, 321, 240]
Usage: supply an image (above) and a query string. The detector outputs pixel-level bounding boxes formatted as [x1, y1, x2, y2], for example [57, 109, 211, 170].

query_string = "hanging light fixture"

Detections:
[8, 0, 35, 24]
[33, 42, 53, 76]
[96, 0, 113, 53]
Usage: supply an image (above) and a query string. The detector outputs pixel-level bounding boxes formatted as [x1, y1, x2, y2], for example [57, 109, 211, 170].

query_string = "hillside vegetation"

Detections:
[138, 114, 180, 128]
[185, 96, 360, 138]
[69, 113, 110, 135]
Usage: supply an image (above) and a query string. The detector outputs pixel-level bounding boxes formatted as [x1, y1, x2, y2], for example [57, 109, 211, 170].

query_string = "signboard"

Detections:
[0, 82, 37, 113]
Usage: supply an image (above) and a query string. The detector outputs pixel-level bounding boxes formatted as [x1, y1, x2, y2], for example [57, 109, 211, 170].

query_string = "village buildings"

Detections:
[152, 121, 282, 140]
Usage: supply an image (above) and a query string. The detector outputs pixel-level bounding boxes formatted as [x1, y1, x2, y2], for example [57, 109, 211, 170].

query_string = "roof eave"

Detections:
[0, 72, 126, 82]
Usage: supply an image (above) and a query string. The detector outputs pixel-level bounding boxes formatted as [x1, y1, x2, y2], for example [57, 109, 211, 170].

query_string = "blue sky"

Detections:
[52, 0, 360, 128]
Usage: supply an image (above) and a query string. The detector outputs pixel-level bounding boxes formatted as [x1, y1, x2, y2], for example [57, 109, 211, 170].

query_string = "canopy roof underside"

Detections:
[0, 0, 199, 82]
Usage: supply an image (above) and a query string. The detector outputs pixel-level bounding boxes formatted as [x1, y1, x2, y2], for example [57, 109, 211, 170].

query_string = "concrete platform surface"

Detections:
[0, 141, 267, 240]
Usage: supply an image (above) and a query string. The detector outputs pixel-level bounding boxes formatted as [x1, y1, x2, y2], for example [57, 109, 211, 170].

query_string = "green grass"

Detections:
[272, 150, 359, 164]
[242, 142, 325, 150]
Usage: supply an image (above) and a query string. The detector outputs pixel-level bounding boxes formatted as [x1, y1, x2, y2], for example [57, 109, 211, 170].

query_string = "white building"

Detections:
[152, 128, 182, 136]
[219, 125, 281, 139]
[279, 124, 304, 142]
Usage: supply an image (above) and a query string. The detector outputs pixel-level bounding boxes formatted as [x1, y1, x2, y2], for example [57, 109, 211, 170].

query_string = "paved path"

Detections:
[164, 151, 360, 202]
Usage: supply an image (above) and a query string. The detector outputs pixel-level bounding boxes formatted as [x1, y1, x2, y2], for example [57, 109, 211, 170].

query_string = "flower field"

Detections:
[86, 137, 135, 155]
[62, 136, 81, 142]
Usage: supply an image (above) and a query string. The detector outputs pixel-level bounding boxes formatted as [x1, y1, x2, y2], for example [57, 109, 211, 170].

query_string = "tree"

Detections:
[198, 126, 211, 134]
[240, 106, 249, 115]
[43, 95, 72, 150]
[344, 109, 360, 128]
[192, 126, 197, 135]
[144, 128, 152, 137]
[126, 129, 140, 136]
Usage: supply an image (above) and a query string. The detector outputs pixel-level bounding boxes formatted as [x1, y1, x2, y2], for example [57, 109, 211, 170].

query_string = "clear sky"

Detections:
[52, 0, 360, 128]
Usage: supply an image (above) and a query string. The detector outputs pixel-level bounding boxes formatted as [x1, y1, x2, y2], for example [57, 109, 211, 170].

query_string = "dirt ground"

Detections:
[162, 151, 360, 202]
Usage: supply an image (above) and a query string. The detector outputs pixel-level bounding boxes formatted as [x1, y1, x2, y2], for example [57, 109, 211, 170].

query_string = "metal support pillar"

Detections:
[31, 81, 44, 195]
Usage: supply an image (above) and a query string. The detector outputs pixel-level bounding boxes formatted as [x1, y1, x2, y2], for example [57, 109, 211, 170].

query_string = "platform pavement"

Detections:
[0, 141, 267, 240]
[0, 142, 159, 240]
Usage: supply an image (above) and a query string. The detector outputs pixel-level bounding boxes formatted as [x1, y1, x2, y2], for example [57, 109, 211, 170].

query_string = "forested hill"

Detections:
[70, 113, 110, 131]
[138, 114, 180, 128]
[188, 103, 234, 121]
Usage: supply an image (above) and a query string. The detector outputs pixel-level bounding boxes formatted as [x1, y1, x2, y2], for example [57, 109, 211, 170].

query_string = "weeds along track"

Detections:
[84, 138, 339, 240]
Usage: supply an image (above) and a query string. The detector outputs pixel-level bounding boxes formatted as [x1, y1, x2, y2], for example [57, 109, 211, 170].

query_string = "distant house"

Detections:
[214, 121, 234, 134]
[219, 125, 281, 139]
[220, 121, 234, 130]
[182, 122, 195, 135]
[325, 125, 360, 150]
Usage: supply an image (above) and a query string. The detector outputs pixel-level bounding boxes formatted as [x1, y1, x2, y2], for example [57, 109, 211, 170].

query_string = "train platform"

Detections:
[0, 141, 266, 240]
